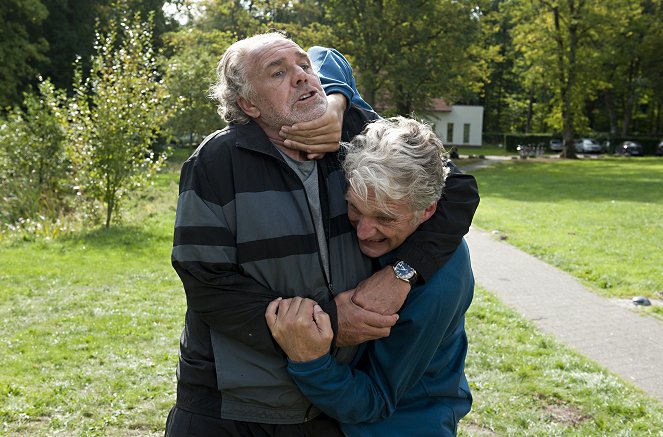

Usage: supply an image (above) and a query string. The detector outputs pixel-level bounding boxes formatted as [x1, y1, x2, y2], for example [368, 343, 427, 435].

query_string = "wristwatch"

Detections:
[392, 260, 419, 286]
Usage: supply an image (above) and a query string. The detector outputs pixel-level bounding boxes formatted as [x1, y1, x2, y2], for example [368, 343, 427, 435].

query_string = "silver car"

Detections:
[575, 138, 602, 154]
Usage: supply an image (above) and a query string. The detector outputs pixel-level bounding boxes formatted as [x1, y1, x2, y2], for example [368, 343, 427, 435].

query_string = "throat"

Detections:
[269, 135, 308, 161]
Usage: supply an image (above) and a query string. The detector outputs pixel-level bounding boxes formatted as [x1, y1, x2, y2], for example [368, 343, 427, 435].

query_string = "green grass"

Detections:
[0, 161, 184, 436]
[460, 287, 663, 435]
[2, 151, 663, 435]
[468, 157, 663, 316]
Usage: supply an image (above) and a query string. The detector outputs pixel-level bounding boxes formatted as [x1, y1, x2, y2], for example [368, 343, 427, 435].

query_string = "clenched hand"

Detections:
[265, 297, 333, 362]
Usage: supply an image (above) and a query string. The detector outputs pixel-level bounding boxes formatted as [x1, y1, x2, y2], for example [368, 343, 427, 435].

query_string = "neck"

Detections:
[255, 119, 309, 161]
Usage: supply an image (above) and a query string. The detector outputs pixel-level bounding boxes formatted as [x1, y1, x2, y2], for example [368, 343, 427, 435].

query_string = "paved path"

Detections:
[465, 226, 663, 403]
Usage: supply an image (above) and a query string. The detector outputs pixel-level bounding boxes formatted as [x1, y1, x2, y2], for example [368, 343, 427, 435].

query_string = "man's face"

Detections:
[243, 38, 328, 129]
[346, 188, 433, 258]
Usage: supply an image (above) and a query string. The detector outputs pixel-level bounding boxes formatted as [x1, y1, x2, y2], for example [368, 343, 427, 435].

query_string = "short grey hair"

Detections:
[209, 31, 292, 124]
[343, 116, 449, 218]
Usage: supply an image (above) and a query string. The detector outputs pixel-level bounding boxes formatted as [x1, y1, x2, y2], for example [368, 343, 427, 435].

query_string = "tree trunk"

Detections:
[603, 89, 618, 136]
[621, 59, 639, 137]
[554, 3, 578, 159]
[395, 85, 412, 115]
[525, 83, 535, 134]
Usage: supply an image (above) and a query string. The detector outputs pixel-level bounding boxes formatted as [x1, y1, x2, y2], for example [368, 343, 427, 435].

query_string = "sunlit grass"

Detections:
[470, 157, 663, 307]
[2, 150, 663, 435]
[461, 288, 663, 435]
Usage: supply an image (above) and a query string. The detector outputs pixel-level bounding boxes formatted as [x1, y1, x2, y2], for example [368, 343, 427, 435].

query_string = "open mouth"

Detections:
[298, 91, 316, 101]
[361, 238, 386, 245]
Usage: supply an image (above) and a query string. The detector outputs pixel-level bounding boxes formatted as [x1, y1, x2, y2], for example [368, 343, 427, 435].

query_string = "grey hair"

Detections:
[209, 31, 291, 124]
[342, 116, 449, 218]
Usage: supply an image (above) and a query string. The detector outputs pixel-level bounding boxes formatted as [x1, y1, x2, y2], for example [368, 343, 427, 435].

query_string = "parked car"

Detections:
[617, 141, 644, 156]
[575, 138, 602, 154]
[549, 138, 563, 152]
[657, 139, 663, 156]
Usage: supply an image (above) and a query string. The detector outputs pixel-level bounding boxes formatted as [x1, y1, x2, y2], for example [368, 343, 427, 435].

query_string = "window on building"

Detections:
[446, 123, 454, 143]
[463, 123, 471, 144]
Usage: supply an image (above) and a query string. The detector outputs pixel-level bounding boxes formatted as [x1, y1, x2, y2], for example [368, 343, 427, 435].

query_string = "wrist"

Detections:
[328, 93, 347, 113]
[391, 260, 419, 287]
[288, 351, 329, 363]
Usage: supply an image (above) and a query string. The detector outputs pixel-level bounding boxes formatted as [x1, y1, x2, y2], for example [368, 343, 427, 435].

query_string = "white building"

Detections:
[420, 98, 484, 147]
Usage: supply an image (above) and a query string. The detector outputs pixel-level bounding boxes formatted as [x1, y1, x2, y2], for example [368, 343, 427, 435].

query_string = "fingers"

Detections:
[313, 304, 333, 337]
[281, 122, 337, 138]
[278, 97, 343, 156]
[281, 139, 339, 157]
[362, 311, 399, 329]
[282, 137, 338, 150]
[265, 297, 282, 328]
[266, 297, 321, 332]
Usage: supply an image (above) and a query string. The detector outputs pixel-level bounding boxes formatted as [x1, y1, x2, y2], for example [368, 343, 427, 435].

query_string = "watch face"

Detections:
[394, 261, 416, 280]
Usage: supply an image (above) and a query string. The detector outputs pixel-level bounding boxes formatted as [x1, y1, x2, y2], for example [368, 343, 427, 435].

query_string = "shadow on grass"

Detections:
[62, 223, 171, 252]
[472, 158, 663, 203]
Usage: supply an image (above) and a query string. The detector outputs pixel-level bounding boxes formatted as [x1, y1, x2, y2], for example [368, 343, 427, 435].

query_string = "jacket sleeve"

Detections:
[288, 242, 474, 423]
[310, 46, 480, 281]
[309, 46, 376, 113]
[391, 161, 479, 280]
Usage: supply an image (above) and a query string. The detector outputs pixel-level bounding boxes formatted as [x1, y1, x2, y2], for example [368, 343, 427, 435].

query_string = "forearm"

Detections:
[392, 163, 479, 280]
[309, 46, 374, 113]
[174, 259, 284, 353]
[289, 354, 395, 424]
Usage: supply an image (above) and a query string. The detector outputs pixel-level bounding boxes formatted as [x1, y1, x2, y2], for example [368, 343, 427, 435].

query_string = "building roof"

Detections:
[428, 98, 452, 112]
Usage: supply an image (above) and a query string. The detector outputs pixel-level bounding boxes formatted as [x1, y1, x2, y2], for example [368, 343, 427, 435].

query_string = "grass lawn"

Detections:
[468, 156, 663, 317]
[2, 150, 663, 435]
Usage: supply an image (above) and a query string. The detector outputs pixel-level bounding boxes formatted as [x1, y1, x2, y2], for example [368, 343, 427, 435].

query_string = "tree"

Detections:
[37, 0, 180, 94]
[162, 27, 233, 146]
[0, 80, 69, 227]
[510, 0, 633, 158]
[592, 1, 655, 138]
[322, 0, 489, 115]
[194, 0, 264, 38]
[64, 13, 171, 228]
[0, 0, 49, 108]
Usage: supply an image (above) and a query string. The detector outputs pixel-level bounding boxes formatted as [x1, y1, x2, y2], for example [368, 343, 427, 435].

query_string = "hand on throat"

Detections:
[256, 119, 309, 161]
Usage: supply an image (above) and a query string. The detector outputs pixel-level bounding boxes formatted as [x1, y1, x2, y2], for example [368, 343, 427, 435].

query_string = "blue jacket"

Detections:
[288, 240, 474, 436]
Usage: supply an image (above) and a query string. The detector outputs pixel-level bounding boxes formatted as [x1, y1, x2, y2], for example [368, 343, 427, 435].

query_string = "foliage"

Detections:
[321, 0, 491, 115]
[0, 80, 70, 233]
[0, 0, 49, 108]
[62, 13, 171, 228]
[501, 0, 663, 152]
[595, 0, 663, 137]
[4, 0, 663, 155]
[161, 27, 233, 145]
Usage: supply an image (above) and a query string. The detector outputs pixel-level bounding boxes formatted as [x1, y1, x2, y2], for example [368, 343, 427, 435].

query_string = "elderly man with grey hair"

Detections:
[267, 116, 474, 436]
[167, 31, 478, 436]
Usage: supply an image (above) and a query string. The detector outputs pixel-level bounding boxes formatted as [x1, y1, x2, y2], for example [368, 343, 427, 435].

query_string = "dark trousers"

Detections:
[164, 383, 343, 437]
[165, 406, 344, 437]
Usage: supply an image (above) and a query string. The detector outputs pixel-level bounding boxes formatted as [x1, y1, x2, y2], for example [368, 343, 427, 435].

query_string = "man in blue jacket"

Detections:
[266, 116, 474, 436]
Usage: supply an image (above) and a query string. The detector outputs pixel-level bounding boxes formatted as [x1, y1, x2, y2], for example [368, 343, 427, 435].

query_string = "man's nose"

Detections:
[293, 65, 309, 85]
[355, 217, 376, 240]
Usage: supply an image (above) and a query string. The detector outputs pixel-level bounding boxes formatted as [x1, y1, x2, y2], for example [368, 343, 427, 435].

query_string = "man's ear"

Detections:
[419, 202, 437, 224]
[237, 96, 260, 118]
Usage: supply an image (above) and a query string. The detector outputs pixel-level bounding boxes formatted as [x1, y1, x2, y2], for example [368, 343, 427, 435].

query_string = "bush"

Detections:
[0, 80, 71, 230]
